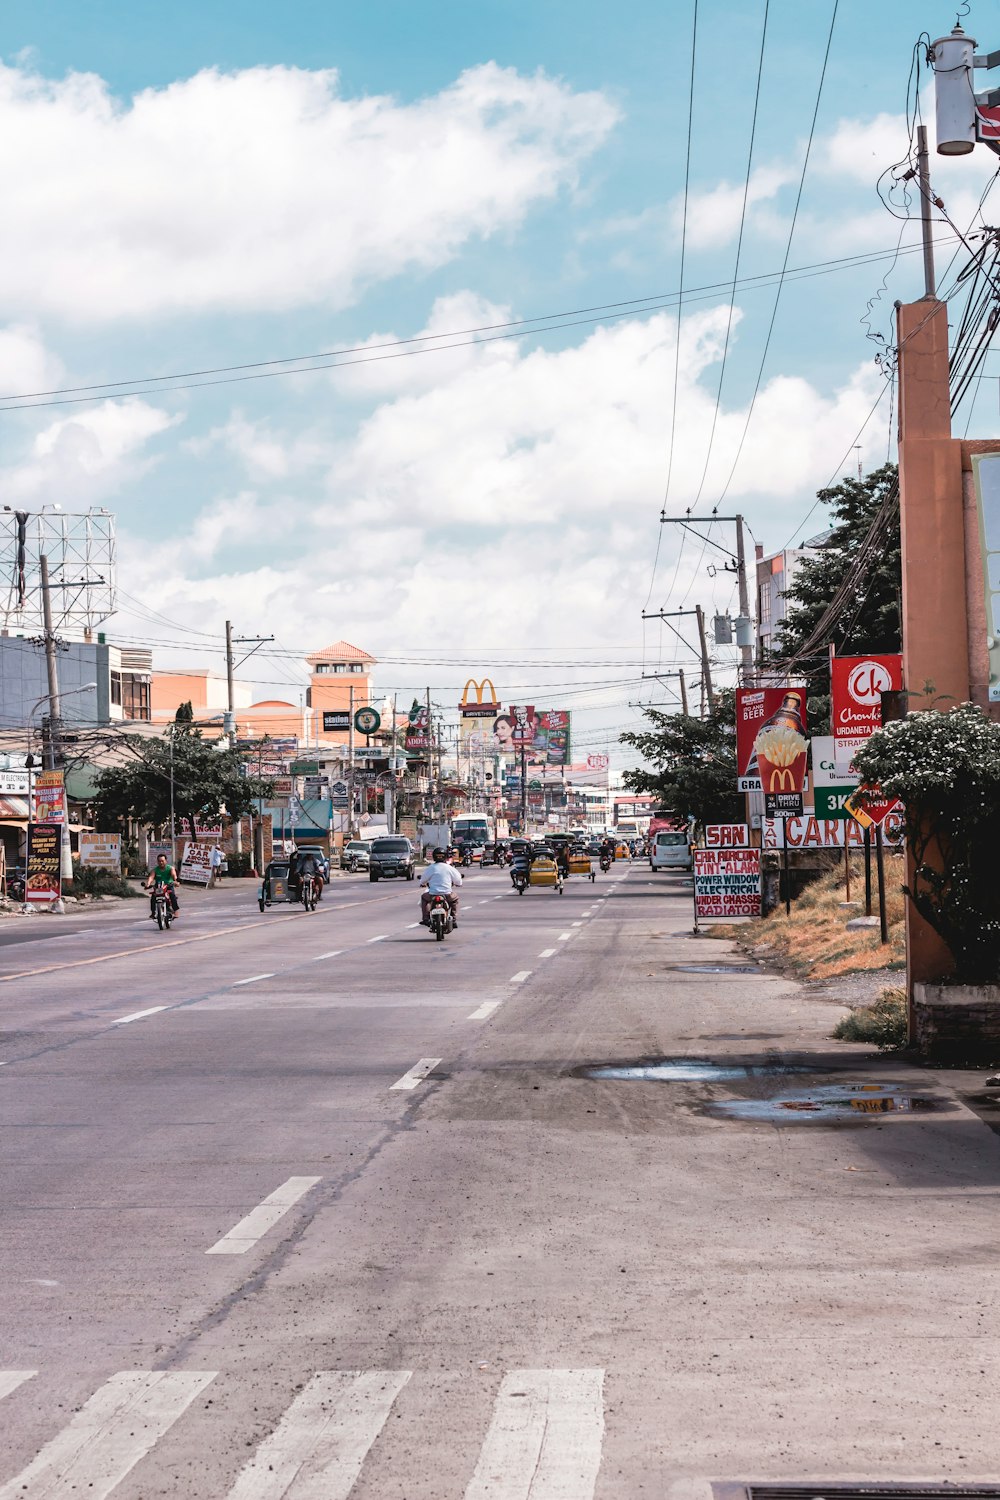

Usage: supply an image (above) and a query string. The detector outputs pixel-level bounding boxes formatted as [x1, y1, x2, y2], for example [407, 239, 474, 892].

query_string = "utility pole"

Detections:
[39, 555, 62, 771]
[659, 513, 755, 684]
[734, 515, 754, 685]
[224, 620, 235, 730]
[348, 685, 356, 838]
[917, 124, 936, 298]
[694, 605, 715, 710]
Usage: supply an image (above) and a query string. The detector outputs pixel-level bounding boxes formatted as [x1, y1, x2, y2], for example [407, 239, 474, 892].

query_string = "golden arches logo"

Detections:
[765, 765, 797, 793]
[460, 677, 500, 715]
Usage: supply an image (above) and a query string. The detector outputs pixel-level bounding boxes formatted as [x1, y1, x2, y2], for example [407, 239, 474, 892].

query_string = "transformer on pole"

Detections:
[931, 25, 1000, 157]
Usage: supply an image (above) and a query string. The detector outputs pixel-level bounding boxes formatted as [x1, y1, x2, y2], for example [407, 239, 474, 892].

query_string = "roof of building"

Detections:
[305, 640, 376, 667]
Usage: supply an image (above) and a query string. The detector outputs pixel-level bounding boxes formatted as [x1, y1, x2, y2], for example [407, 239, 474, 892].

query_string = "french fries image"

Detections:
[754, 722, 807, 794]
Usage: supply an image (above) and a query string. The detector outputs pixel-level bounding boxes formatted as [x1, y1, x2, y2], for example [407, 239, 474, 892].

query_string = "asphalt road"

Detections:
[2, 861, 1000, 1497]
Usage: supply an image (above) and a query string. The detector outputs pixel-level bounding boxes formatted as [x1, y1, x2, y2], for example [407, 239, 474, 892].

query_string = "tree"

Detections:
[620, 689, 742, 828]
[93, 726, 274, 833]
[769, 461, 901, 725]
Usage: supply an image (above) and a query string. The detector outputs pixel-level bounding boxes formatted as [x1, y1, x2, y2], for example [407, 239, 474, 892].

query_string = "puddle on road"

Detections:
[668, 963, 762, 975]
[706, 1082, 940, 1122]
[578, 1057, 815, 1083]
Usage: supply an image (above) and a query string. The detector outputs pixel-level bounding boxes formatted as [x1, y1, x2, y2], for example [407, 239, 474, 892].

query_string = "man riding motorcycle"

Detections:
[420, 848, 463, 927]
[509, 844, 531, 889]
[288, 846, 324, 904]
[146, 852, 180, 920]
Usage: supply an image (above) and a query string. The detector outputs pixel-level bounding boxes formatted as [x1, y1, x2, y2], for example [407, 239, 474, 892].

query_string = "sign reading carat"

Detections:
[832, 654, 902, 765]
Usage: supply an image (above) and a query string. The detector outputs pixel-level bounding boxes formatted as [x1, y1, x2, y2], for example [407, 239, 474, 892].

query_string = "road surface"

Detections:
[2, 861, 999, 1496]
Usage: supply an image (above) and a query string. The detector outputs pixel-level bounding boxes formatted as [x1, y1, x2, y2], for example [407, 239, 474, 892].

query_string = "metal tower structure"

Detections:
[1, 508, 117, 637]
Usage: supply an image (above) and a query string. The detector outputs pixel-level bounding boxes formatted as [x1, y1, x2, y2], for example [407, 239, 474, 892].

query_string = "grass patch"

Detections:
[729, 861, 906, 979]
[833, 987, 908, 1050]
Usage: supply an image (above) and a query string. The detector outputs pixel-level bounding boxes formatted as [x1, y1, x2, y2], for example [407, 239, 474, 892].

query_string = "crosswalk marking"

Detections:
[207, 1176, 322, 1255]
[0, 1369, 215, 1500]
[0, 1371, 35, 1402]
[226, 1369, 411, 1499]
[463, 1368, 604, 1500]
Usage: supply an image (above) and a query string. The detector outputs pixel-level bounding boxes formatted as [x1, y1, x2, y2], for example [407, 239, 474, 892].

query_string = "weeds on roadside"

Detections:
[833, 988, 907, 1051]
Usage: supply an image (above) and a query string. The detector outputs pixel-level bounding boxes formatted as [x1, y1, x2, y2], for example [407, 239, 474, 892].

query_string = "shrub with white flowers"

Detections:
[853, 704, 1000, 983]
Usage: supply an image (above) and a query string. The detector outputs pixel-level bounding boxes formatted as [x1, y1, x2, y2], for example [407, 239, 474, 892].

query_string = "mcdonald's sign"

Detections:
[459, 678, 500, 718]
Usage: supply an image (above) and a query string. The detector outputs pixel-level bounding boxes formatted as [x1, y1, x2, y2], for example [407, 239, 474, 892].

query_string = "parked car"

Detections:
[342, 840, 371, 872]
[650, 829, 692, 871]
[368, 836, 416, 882]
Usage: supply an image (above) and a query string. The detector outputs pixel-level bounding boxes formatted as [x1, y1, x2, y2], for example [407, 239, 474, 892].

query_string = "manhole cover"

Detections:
[577, 1058, 816, 1083]
[707, 1082, 941, 1122]
[669, 963, 762, 974]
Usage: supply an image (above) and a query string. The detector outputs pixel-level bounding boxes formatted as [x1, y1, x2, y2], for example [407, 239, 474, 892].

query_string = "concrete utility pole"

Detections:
[695, 605, 715, 711]
[348, 685, 356, 839]
[39, 555, 62, 770]
[734, 515, 754, 684]
[917, 124, 937, 298]
[225, 620, 235, 727]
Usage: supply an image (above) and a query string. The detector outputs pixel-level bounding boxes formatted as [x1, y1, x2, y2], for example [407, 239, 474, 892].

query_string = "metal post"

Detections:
[695, 605, 714, 710]
[863, 825, 873, 917]
[348, 685, 356, 838]
[782, 843, 791, 916]
[845, 842, 851, 902]
[735, 514, 754, 685]
[917, 125, 936, 299]
[875, 823, 888, 944]
[520, 742, 527, 832]
[39, 555, 61, 771]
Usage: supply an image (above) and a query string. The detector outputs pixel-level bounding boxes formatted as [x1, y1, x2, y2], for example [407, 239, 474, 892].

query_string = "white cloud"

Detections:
[0, 322, 63, 396]
[0, 60, 618, 323]
[675, 164, 794, 250]
[2, 397, 179, 503]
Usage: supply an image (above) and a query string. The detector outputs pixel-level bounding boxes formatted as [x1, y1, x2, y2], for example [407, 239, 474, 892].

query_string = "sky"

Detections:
[0, 0, 997, 770]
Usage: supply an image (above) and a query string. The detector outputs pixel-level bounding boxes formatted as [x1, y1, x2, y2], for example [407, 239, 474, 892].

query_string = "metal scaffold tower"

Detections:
[1, 508, 117, 637]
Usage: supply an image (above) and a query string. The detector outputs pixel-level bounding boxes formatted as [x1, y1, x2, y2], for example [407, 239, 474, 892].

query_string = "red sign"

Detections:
[693, 848, 761, 918]
[844, 788, 902, 830]
[510, 705, 536, 747]
[735, 686, 808, 797]
[764, 811, 903, 849]
[831, 654, 902, 764]
[705, 824, 749, 848]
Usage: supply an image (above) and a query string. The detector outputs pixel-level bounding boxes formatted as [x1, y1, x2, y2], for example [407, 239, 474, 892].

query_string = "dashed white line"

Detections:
[206, 1176, 322, 1255]
[232, 974, 274, 987]
[112, 1006, 167, 1025]
[538, 948, 557, 958]
[366, 935, 388, 944]
[571, 921, 584, 927]
[405, 922, 421, 929]
[0, 1370, 35, 1402]
[313, 950, 344, 960]
[468, 1000, 502, 1020]
[390, 1057, 442, 1091]
[557, 933, 572, 942]
[509, 970, 531, 984]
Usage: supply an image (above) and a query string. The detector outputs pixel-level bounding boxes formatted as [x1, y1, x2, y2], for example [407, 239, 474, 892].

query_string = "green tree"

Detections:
[93, 726, 274, 833]
[620, 689, 742, 828]
[770, 461, 901, 725]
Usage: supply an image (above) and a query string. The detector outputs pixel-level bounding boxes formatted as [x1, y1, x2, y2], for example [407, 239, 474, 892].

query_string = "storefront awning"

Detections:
[0, 796, 29, 823]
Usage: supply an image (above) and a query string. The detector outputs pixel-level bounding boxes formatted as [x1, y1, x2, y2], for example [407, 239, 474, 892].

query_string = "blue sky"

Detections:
[0, 1, 993, 762]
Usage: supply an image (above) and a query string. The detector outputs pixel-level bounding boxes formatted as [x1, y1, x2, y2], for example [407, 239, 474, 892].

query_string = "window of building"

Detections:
[315, 663, 332, 674]
[349, 662, 364, 673]
[123, 674, 151, 721]
[110, 671, 123, 707]
[759, 583, 772, 626]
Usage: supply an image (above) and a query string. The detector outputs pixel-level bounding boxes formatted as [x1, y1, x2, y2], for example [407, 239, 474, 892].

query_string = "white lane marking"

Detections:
[0, 1370, 215, 1500]
[313, 950, 344, 960]
[469, 1000, 502, 1021]
[538, 949, 556, 958]
[233, 973, 274, 986]
[463, 1368, 605, 1500]
[206, 1176, 322, 1255]
[0, 1371, 35, 1402]
[557, 933, 572, 942]
[226, 1370, 411, 1500]
[367, 935, 387, 944]
[479, 899, 491, 905]
[112, 1006, 167, 1025]
[571, 922, 584, 928]
[405, 922, 421, 929]
[509, 971, 531, 984]
[390, 1057, 442, 1091]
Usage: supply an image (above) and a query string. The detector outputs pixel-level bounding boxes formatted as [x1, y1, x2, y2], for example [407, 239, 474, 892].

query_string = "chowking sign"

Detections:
[404, 699, 430, 752]
[459, 678, 500, 719]
[831, 654, 902, 769]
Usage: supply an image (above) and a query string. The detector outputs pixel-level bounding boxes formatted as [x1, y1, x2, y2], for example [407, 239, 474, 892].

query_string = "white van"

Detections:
[650, 829, 692, 871]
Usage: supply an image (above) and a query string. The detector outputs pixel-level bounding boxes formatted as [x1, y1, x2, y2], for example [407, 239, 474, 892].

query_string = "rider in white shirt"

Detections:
[420, 849, 463, 927]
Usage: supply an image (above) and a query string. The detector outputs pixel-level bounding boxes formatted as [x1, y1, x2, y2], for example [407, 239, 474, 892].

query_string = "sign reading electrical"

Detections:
[831, 654, 902, 768]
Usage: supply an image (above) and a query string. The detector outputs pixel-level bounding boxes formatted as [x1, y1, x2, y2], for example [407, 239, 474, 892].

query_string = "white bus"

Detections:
[450, 815, 494, 853]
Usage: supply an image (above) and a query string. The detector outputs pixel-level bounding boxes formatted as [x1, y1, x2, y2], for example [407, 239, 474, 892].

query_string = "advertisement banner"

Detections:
[0, 769, 30, 794]
[179, 841, 212, 884]
[763, 812, 903, 849]
[693, 848, 761, 918]
[459, 678, 501, 719]
[79, 832, 121, 871]
[322, 711, 351, 732]
[530, 710, 571, 766]
[510, 705, 536, 747]
[404, 699, 430, 752]
[831, 654, 903, 766]
[586, 754, 610, 771]
[736, 686, 808, 793]
[32, 769, 65, 824]
[705, 824, 750, 849]
[25, 823, 61, 903]
[271, 776, 294, 799]
[811, 735, 860, 820]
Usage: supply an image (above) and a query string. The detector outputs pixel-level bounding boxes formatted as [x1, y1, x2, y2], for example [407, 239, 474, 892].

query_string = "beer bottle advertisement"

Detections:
[735, 685, 809, 815]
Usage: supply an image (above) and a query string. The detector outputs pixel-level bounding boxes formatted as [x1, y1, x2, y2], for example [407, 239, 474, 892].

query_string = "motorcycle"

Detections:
[599, 854, 612, 874]
[427, 892, 454, 941]
[461, 848, 473, 868]
[300, 873, 317, 912]
[153, 888, 174, 931]
[511, 866, 528, 895]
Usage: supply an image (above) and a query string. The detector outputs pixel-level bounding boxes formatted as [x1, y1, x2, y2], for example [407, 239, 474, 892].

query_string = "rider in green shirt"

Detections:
[146, 853, 180, 919]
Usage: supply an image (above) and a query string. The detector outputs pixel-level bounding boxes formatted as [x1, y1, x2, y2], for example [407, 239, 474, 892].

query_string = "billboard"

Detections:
[404, 699, 430, 752]
[736, 686, 808, 814]
[530, 710, 571, 766]
[79, 833, 121, 871]
[831, 654, 903, 767]
[32, 769, 65, 824]
[509, 705, 536, 747]
[26, 823, 61, 903]
[459, 678, 501, 719]
[693, 848, 761, 919]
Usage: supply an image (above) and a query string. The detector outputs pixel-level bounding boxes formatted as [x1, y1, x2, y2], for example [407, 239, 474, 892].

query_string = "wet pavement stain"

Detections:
[706, 1082, 942, 1123]
[577, 1057, 817, 1083]
[668, 963, 763, 975]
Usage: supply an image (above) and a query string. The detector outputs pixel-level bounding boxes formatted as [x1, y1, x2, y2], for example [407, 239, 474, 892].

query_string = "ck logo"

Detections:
[847, 660, 893, 707]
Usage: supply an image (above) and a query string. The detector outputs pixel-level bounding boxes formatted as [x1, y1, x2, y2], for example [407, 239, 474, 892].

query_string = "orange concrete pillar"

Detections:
[896, 298, 971, 987]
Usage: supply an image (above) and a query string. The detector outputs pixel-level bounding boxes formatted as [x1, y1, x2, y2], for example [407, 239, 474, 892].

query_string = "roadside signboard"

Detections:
[354, 706, 381, 736]
[832, 654, 903, 768]
[586, 754, 610, 771]
[32, 770, 65, 824]
[79, 832, 121, 871]
[330, 779, 349, 809]
[736, 686, 808, 795]
[26, 823, 61, 903]
[844, 789, 902, 830]
[404, 699, 430, 752]
[693, 848, 761, 918]
[811, 735, 860, 820]
[763, 811, 903, 848]
[510, 705, 536, 747]
[179, 841, 212, 884]
[271, 776, 294, 800]
[322, 711, 351, 732]
[704, 824, 749, 849]
[0, 769, 30, 795]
